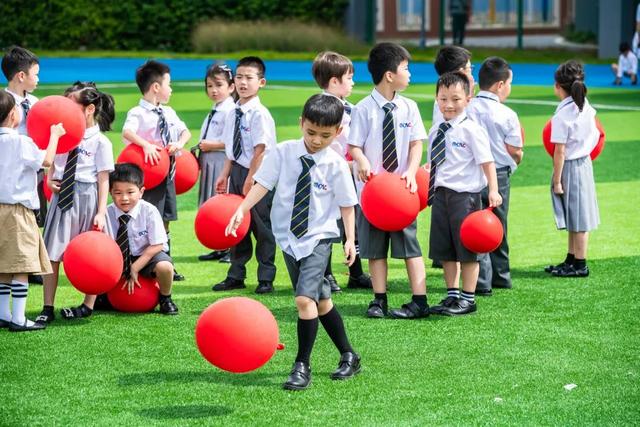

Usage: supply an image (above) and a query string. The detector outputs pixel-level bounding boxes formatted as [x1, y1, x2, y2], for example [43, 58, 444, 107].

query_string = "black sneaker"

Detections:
[173, 270, 185, 281]
[439, 299, 477, 316]
[0, 318, 12, 328]
[475, 288, 493, 297]
[198, 251, 224, 261]
[159, 298, 179, 315]
[430, 296, 459, 314]
[255, 281, 274, 294]
[212, 277, 246, 292]
[389, 301, 430, 319]
[552, 264, 589, 278]
[347, 274, 372, 289]
[366, 298, 388, 318]
[325, 274, 341, 293]
[283, 361, 311, 391]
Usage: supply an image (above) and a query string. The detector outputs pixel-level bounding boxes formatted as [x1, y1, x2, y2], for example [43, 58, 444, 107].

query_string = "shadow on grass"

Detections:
[119, 369, 282, 388]
[137, 404, 233, 420]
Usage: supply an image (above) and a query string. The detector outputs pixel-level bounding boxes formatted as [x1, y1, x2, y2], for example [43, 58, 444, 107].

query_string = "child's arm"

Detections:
[506, 144, 523, 164]
[244, 144, 266, 195]
[167, 129, 192, 155]
[552, 144, 565, 195]
[123, 129, 162, 165]
[199, 139, 226, 152]
[402, 139, 423, 193]
[125, 243, 163, 294]
[41, 124, 65, 168]
[340, 206, 356, 266]
[215, 159, 233, 194]
[348, 145, 371, 182]
[225, 183, 269, 237]
[93, 171, 109, 231]
[481, 162, 503, 207]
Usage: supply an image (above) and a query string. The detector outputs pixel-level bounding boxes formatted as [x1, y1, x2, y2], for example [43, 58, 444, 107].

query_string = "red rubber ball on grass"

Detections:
[117, 144, 170, 190]
[195, 297, 283, 373]
[174, 149, 199, 195]
[62, 231, 123, 294]
[542, 118, 605, 161]
[460, 208, 504, 253]
[107, 276, 160, 313]
[361, 172, 420, 231]
[415, 166, 430, 211]
[194, 194, 250, 250]
[26, 95, 86, 154]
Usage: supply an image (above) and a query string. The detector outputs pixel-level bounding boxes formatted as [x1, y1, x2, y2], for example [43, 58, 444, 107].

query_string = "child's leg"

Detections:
[10, 274, 30, 324]
[43, 261, 60, 307]
[406, 256, 426, 296]
[318, 298, 354, 355]
[571, 231, 588, 259]
[154, 261, 174, 297]
[442, 261, 460, 288]
[0, 273, 12, 323]
[369, 258, 388, 293]
[461, 261, 480, 300]
[295, 296, 319, 364]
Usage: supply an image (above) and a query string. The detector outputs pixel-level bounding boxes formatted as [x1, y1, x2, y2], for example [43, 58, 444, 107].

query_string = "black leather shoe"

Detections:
[159, 298, 179, 315]
[430, 296, 459, 314]
[325, 274, 341, 293]
[475, 288, 493, 297]
[212, 278, 246, 292]
[331, 352, 361, 380]
[366, 298, 388, 318]
[390, 301, 430, 319]
[34, 310, 55, 325]
[0, 318, 11, 328]
[28, 274, 43, 285]
[218, 252, 231, 263]
[552, 264, 589, 277]
[544, 262, 567, 273]
[255, 281, 274, 294]
[440, 299, 477, 316]
[347, 274, 372, 289]
[198, 251, 223, 261]
[173, 270, 185, 281]
[283, 361, 311, 391]
[9, 319, 46, 332]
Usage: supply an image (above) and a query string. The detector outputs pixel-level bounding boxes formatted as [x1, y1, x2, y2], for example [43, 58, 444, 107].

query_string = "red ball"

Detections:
[116, 144, 170, 190]
[415, 166, 430, 211]
[42, 174, 52, 202]
[460, 208, 504, 253]
[542, 118, 605, 161]
[62, 231, 123, 294]
[195, 194, 251, 250]
[26, 95, 86, 154]
[361, 172, 420, 231]
[195, 297, 282, 373]
[174, 149, 199, 195]
[107, 276, 160, 313]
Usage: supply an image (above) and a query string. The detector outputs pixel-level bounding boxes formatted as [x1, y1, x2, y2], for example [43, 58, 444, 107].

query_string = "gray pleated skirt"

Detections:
[551, 156, 600, 232]
[198, 151, 226, 206]
[43, 182, 98, 262]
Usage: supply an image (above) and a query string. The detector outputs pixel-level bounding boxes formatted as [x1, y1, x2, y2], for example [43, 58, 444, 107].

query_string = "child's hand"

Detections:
[198, 140, 215, 152]
[166, 144, 179, 155]
[123, 270, 142, 295]
[93, 212, 106, 232]
[242, 177, 253, 196]
[143, 143, 162, 165]
[343, 239, 356, 267]
[48, 179, 61, 194]
[225, 209, 244, 237]
[215, 175, 228, 194]
[50, 123, 66, 138]
[356, 158, 371, 182]
[488, 190, 503, 207]
[401, 171, 418, 193]
[553, 182, 564, 195]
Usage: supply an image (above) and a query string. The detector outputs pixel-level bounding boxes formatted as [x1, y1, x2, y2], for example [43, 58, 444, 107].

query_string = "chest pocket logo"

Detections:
[452, 141, 467, 149]
[399, 122, 412, 128]
[313, 182, 328, 191]
[136, 230, 149, 238]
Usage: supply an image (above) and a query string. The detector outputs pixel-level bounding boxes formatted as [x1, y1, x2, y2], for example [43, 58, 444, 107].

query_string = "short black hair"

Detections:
[436, 72, 471, 96]
[109, 163, 144, 189]
[478, 56, 512, 90]
[1, 46, 39, 81]
[236, 56, 266, 78]
[0, 90, 16, 124]
[135, 60, 170, 94]
[620, 41, 631, 53]
[301, 94, 344, 128]
[434, 46, 471, 75]
[367, 42, 411, 85]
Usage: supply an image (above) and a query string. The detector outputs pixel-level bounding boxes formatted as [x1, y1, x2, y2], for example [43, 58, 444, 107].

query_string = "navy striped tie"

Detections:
[233, 108, 243, 160]
[290, 156, 315, 238]
[117, 214, 131, 279]
[20, 99, 30, 120]
[202, 108, 216, 139]
[344, 104, 352, 115]
[57, 148, 79, 212]
[382, 102, 398, 172]
[427, 122, 452, 206]
[153, 108, 176, 179]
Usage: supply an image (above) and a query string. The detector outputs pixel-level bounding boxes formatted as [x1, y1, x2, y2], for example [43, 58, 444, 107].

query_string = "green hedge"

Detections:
[0, 0, 349, 52]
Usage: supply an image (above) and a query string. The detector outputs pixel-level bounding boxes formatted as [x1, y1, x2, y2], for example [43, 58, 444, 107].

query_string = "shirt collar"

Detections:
[216, 96, 235, 110]
[370, 88, 399, 109]
[445, 112, 468, 128]
[294, 138, 327, 162]
[236, 96, 261, 113]
[83, 125, 101, 140]
[4, 88, 25, 102]
[115, 200, 142, 220]
[0, 126, 17, 135]
[476, 91, 500, 102]
[139, 98, 161, 111]
[556, 96, 574, 112]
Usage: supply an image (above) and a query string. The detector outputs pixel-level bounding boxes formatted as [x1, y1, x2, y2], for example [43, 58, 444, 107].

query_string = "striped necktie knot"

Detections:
[20, 99, 30, 118]
[152, 108, 170, 147]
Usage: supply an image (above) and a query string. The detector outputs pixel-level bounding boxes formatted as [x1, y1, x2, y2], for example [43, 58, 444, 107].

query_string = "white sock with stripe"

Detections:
[0, 283, 11, 321]
[10, 280, 29, 325]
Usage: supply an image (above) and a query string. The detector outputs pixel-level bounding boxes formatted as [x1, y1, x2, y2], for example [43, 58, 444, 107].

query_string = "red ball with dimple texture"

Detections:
[361, 172, 420, 231]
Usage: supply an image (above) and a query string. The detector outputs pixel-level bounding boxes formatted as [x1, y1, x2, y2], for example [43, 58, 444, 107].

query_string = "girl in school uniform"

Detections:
[546, 60, 600, 278]
[0, 91, 65, 331]
[37, 82, 116, 323]
[193, 64, 237, 263]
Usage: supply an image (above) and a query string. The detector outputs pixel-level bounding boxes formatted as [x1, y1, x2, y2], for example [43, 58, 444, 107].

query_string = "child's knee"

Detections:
[295, 296, 317, 312]
[154, 261, 173, 277]
[318, 298, 333, 315]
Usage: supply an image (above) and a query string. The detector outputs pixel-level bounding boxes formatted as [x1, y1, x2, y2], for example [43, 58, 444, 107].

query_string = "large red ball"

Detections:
[195, 194, 251, 250]
[460, 208, 504, 253]
[542, 118, 605, 161]
[415, 166, 430, 211]
[117, 144, 170, 190]
[107, 276, 160, 313]
[195, 297, 281, 373]
[174, 149, 199, 195]
[361, 172, 420, 231]
[26, 95, 86, 154]
[62, 231, 123, 294]
[42, 175, 52, 202]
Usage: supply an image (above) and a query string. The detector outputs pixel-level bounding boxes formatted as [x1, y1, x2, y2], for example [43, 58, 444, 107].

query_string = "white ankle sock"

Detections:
[10, 280, 28, 325]
[0, 283, 11, 321]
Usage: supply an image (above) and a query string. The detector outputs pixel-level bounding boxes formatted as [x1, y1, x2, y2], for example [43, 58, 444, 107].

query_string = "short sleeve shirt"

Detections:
[550, 97, 599, 160]
[51, 125, 115, 182]
[123, 99, 188, 147]
[0, 127, 45, 209]
[106, 200, 168, 256]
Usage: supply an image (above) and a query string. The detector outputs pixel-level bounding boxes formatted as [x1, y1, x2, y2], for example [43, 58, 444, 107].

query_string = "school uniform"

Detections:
[105, 200, 172, 278]
[197, 96, 235, 206]
[42, 125, 114, 262]
[428, 113, 494, 263]
[467, 91, 523, 289]
[0, 128, 50, 274]
[322, 91, 353, 158]
[253, 139, 358, 302]
[222, 96, 277, 282]
[122, 99, 188, 221]
[349, 88, 427, 259]
[550, 97, 600, 232]
[616, 51, 638, 78]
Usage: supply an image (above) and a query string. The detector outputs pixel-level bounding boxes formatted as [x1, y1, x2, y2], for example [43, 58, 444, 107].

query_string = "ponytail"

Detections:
[554, 60, 588, 112]
[95, 92, 115, 132]
[570, 80, 586, 112]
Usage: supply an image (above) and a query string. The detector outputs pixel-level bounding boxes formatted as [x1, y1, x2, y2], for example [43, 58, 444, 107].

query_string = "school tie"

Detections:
[290, 155, 315, 238]
[202, 108, 216, 139]
[233, 108, 244, 160]
[381, 102, 398, 172]
[57, 147, 79, 212]
[344, 103, 352, 115]
[427, 122, 452, 206]
[152, 107, 176, 179]
[20, 99, 30, 120]
[117, 214, 132, 279]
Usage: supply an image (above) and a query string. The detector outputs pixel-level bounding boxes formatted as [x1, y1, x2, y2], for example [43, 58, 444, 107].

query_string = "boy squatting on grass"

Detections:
[226, 94, 361, 391]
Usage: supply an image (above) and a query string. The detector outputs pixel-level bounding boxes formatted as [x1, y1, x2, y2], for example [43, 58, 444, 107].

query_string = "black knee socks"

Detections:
[295, 317, 319, 365]
[319, 306, 353, 355]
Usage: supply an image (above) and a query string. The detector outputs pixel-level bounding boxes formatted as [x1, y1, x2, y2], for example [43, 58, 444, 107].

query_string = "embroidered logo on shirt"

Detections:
[136, 230, 149, 237]
[313, 182, 328, 191]
[241, 125, 250, 132]
[78, 147, 93, 157]
[452, 141, 467, 149]
[399, 122, 413, 128]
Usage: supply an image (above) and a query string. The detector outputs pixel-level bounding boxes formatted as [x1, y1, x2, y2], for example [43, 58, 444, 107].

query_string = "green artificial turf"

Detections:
[1, 82, 639, 426]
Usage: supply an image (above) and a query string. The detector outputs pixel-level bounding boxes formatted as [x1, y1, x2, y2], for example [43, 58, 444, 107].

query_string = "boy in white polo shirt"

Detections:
[466, 57, 523, 295]
[226, 94, 361, 391]
[213, 57, 277, 294]
[612, 42, 638, 85]
[428, 72, 502, 316]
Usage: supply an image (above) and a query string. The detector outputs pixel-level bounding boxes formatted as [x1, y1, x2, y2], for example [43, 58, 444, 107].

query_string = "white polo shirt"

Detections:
[428, 113, 494, 193]
[123, 99, 188, 147]
[4, 88, 38, 136]
[349, 88, 427, 196]
[51, 125, 114, 183]
[200, 96, 235, 144]
[253, 139, 358, 261]
[617, 51, 638, 77]
[467, 91, 523, 171]
[550, 97, 599, 161]
[222, 96, 276, 168]
[106, 200, 168, 256]
[322, 91, 353, 158]
[0, 127, 44, 210]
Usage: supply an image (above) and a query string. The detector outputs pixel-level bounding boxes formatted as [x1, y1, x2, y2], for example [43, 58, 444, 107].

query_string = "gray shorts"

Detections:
[283, 239, 332, 303]
[142, 176, 177, 222]
[133, 251, 173, 278]
[429, 187, 481, 262]
[356, 210, 422, 259]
